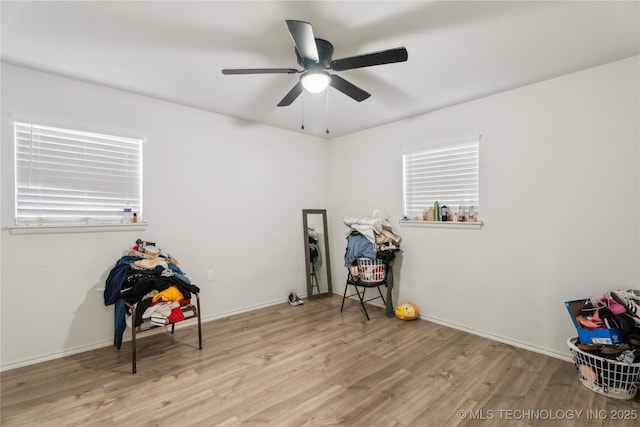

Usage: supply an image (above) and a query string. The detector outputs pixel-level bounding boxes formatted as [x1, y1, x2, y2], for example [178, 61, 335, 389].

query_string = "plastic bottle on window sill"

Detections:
[122, 207, 130, 223]
[434, 201, 440, 221]
[427, 206, 434, 221]
[441, 205, 449, 222]
[459, 203, 469, 222]
[132, 212, 138, 223]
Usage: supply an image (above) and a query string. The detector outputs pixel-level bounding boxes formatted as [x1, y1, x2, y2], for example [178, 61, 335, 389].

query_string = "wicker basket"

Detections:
[356, 257, 386, 283]
[567, 337, 640, 400]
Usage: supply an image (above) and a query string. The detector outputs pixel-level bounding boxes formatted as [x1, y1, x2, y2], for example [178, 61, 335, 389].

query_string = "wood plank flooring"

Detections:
[2, 295, 639, 426]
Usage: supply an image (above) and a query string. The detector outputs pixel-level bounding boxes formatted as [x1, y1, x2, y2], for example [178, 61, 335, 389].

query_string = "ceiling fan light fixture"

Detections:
[301, 71, 330, 93]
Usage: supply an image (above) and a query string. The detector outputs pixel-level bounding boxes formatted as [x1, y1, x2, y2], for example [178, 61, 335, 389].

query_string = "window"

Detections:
[403, 136, 479, 219]
[14, 121, 142, 225]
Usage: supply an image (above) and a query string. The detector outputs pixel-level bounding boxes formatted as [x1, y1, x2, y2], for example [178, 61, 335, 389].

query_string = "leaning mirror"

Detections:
[303, 209, 333, 299]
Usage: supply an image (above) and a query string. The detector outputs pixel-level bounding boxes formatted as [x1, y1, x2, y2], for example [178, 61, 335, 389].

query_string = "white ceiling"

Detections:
[2, 1, 639, 138]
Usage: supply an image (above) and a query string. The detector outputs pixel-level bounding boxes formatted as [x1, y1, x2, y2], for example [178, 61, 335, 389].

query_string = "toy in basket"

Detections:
[567, 337, 640, 400]
[356, 257, 386, 282]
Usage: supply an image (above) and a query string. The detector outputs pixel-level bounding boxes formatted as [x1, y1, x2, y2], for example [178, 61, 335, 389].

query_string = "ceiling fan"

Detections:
[221, 20, 408, 107]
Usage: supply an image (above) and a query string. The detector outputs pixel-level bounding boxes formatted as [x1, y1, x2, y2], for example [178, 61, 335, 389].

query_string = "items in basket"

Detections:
[356, 258, 386, 282]
[568, 337, 640, 400]
[566, 291, 640, 347]
[565, 299, 625, 345]
[566, 290, 640, 399]
[349, 265, 359, 281]
[576, 342, 638, 358]
[610, 289, 640, 318]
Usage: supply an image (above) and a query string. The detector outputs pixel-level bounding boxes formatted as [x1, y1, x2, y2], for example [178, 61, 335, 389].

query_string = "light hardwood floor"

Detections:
[1, 295, 638, 426]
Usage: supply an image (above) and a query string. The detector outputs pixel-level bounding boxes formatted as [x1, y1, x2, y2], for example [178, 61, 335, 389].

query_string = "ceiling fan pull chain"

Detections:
[325, 90, 330, 134]
[301, 92, 305, 130]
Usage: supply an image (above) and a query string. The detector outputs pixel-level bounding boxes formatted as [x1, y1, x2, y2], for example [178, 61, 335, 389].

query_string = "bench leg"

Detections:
[131, 304, 137, 374]
[197, 294, 203, 350]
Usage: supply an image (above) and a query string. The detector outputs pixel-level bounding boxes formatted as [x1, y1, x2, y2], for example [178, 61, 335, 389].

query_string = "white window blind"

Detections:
[403, 137, 479, 218]
[14, 121, 142, 225]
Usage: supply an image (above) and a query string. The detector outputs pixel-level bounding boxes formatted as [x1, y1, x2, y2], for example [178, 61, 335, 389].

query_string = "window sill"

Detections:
[8, 222, 149, 235]
[398, 219, 483, 229]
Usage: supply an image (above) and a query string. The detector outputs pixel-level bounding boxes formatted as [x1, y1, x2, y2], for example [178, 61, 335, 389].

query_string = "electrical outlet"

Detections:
[207, 269, 215, 282]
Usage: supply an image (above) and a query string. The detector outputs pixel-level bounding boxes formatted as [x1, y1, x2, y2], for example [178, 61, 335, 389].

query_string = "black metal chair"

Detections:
[340, 257, 391, 320]
[128, 293, 202, 373]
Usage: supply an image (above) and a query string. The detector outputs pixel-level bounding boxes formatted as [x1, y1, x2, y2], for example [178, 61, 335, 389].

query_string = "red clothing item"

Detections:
[168, 307, 185, 323]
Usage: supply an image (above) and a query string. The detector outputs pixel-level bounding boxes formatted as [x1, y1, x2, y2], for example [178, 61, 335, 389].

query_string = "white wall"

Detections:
[2, 56, 638, 370]
[326, 56, 640, 359]
[0, 63, 327, 370]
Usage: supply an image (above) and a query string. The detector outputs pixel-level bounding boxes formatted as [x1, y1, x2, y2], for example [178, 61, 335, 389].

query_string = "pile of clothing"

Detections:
[104, 239, 200, 349]
[343, 209, 401, 268]
[343, 210, 401, 318]
[575, 289, 640, 363]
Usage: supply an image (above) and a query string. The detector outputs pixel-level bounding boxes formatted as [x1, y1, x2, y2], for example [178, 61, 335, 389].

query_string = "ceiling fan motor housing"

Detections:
[296, 38, 333, 70]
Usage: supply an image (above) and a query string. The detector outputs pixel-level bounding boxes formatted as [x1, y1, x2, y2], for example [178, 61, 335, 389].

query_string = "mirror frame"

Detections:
[303, 209, 333, 300]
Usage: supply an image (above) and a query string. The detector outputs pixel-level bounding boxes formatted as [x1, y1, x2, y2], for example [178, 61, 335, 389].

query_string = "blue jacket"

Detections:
[344, 233, 376, 267]
[104, 256, 140, 306]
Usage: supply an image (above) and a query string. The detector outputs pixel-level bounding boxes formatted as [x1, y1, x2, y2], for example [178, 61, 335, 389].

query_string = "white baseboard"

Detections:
[2, 295, 572, 372]
[420, 314, 573, 363]
[333, 290, 573, 363]
[1, 341, 115, 372]
[0, 297, 289, 372]
[198, 297, 289, 323]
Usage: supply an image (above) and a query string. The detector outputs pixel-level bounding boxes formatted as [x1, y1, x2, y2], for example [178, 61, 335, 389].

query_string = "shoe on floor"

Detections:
[292, 291, 304, 305]
[288, 292, 298, 306]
